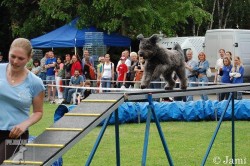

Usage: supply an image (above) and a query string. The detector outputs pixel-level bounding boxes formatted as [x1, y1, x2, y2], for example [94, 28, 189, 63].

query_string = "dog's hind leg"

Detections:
[175, 66, 187, 90]
[163, 73, 175, 90]
[151, 65, 163, 81]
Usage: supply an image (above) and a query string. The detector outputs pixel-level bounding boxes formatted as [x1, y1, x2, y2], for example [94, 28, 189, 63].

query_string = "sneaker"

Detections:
[50, 100, 56, 104]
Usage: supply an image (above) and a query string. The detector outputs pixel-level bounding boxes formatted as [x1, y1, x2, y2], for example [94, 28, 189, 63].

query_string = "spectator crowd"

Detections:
[185, 48, 244, 101]
[0, 47, 244, 104]
[9, 49, 146, 104]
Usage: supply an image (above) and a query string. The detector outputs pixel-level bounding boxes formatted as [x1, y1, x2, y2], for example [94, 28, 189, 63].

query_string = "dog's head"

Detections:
[137, 34, 159, 59]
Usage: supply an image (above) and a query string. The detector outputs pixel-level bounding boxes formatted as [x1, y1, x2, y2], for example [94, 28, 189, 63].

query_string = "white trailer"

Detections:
[204, 29, 250, 78]
[158, 36, 205, 62]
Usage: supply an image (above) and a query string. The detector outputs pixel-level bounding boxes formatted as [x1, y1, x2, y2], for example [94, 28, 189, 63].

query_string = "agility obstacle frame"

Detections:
[3, 83, 250, 166]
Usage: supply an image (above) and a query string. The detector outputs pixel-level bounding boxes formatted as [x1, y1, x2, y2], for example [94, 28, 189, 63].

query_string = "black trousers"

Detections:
[0, 130, 29, 164]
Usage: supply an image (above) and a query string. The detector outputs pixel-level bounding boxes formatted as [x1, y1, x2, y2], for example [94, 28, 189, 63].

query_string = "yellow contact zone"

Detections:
[4, 160, 43, 165]
[82, 99, 117, 103]
[46, 128, 83, 131]
[25, 143, 64, 148]
[64, 113, 100, 116]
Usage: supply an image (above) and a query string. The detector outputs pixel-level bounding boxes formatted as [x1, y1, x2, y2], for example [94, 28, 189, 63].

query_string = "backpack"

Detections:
[86, 63, 96, 80]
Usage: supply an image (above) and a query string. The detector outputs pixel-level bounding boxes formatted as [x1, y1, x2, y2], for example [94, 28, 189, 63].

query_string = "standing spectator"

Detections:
[134, 56, 145, 89]
[82, 49, 94, 72]
[63, 54, 72, 86]
[128, 52, 138, 88]
[31, 59, 42, 77]
[219, 57, 233, 100]
[45, 51, 56, 102]
[117, 56, 128, 88]
[214, 49, 225, 101]
[40, 52, 49, 82]
[62, 69, 84, 104]
[116, 50, 131, 87]
[225, 51, 232, 60]
[230, 56, 244, 100]
[25, 58, 33, 71]
[96, 56, 105, 90]
[214, 49, 226, 83]
[83, 56, 96, 81]
[185, 49, 198, 101]
[193, 52, 209, 101]
[0, 38, 45, 164]
[71, 55, 82, 76]
[0, 52, 7, 63]
[101, 54, 114, 92]
[55, 56, 64, 100]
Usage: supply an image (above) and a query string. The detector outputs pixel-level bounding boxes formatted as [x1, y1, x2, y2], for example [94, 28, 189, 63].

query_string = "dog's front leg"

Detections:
[140, 61, 155, 89]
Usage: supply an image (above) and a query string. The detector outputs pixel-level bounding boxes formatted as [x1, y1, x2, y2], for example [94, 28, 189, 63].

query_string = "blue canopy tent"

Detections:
[30, 19, 131, 48]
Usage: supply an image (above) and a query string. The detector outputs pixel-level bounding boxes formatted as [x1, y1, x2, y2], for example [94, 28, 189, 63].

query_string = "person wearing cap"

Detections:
[96, 56, 105, 91]
[40, 52, 49, 82]
[116, 50, 131, 87]
[0, 52, 8, 63]
[117, 56, 128, 88]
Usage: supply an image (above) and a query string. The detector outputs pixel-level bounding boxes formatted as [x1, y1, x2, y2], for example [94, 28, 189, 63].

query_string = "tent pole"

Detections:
[74, 38, 77, 55]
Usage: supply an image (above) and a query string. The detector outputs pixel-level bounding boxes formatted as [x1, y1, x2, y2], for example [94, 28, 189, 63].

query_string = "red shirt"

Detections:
[71, 61, 82, 76]
[117, 63, 128, 82]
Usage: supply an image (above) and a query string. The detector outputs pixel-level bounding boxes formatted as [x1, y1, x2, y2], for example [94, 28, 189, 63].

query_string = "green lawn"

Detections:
[29, 103, 250, 166]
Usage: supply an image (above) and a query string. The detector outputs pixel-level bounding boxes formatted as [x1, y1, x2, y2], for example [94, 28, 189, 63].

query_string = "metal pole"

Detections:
[151, 107, 174, 166]
[85, 114, 112, 166]
[141, 106, 152, 166]
[115, 109, 120, 166]
[141, 94, 153, 166]
[232, 92, 235, 166]
[201, 93, 233, 166]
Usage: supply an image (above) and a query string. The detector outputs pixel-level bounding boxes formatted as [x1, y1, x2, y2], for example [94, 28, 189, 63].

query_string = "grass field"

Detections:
[29, 103, 249, 166]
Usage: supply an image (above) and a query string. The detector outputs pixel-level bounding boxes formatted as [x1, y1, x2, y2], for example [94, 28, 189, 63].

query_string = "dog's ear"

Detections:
[137, 34, 144, 40]
[149, 34, 159, 44]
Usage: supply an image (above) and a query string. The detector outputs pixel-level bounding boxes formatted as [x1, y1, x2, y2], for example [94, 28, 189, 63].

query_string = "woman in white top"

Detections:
[101, 54, 114, 92]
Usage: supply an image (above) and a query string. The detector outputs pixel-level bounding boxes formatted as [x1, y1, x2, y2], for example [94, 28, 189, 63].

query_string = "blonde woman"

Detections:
[0, 38, 45, 164]
[128, 52, 138, 88]
[193, 52, 209, 100]
[230, 56, 244, 99]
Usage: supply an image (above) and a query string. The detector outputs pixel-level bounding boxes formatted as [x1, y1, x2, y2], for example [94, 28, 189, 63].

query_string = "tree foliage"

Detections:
[0, 0, 249, 41]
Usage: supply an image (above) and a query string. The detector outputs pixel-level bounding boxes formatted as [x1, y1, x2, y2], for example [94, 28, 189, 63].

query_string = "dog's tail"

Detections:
[173, 43, 188, 62]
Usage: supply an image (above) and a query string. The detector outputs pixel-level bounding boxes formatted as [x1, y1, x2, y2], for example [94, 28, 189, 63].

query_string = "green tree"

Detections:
[38, 0, 210, 37]
[1, 0, 66, 38]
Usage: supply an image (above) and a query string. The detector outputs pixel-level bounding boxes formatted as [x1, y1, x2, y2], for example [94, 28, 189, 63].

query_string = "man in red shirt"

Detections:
[117, 56, 128, 88]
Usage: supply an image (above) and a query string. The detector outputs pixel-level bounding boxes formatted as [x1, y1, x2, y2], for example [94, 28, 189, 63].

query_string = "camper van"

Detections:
[204, 29, 250, 79]
[158, 36, 205, 62]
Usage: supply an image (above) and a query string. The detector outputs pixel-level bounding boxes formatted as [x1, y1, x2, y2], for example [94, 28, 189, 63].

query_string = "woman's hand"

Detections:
[9, 122, 29, 139]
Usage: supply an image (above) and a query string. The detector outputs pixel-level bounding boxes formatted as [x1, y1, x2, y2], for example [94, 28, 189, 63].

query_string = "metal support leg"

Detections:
[85, 114, 112, 166]
[232, 92, 235, 166]
[201, 93, 233, 166]
[142, 93, 174, 166]
[151, 107, 174, 166]
[115, 109, 120, 166]
[141, 105, 152, 166]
